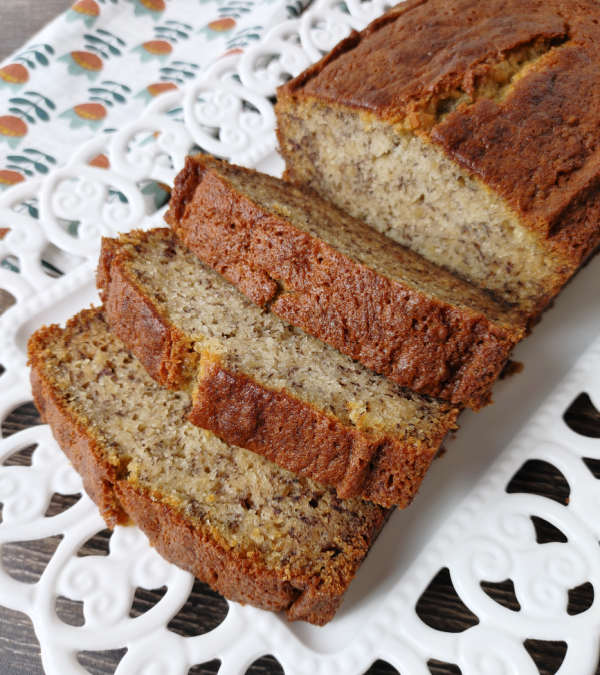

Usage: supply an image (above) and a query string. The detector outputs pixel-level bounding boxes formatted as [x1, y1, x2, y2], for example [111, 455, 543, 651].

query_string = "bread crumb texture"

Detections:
[28, 309, 388, 610]
[165, 157, 524, 409]
[276, 0, 600, 318]
[111, 229, 455, 443]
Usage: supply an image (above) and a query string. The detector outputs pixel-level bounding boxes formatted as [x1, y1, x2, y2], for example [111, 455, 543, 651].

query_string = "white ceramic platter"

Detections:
[1, 0, 600, 672]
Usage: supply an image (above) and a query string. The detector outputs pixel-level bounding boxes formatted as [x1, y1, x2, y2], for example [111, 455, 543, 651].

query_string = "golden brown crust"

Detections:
[115, 481, 374, 624]
[191, 355, 436, 505]
[98, 233, 199, 390]
[99, 231, 458, 507]
[113, 482, 302, 613]
[278, 0, 567, 124]
[28, 320, 130, 528]
[432, 42, 600, 273]
[166, 156, 522, 409]
[277, 0, 600, 296]
[27, 308, 388, 625]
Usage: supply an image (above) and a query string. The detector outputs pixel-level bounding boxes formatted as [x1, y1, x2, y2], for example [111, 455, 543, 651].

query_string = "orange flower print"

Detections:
[59, 51, 103, 80]
[132, 21, 191, 62]
[0, 91, 55, 147]
[59, 29, 125, 79]
[124, 0, 166, 19]
[132, 40, 172, 62]
[3, 44, 53, 92]
[59, 102, 107, 130]
[0, 64, 29, 92]
[89, 153, 110, 169]
[0, 169, 25, 189]
[0, 116, 28, 141]
[135, 81, 178, 104]
[199, 17, 237, 40]
[218, 48, 244, 59]
[66, 0, 101, 28]
[210, 17, 237, 31]
[148, 82, 178, 96]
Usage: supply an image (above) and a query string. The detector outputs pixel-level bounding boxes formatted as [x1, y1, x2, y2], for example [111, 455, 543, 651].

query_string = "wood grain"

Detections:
[0, 0, 73, 63]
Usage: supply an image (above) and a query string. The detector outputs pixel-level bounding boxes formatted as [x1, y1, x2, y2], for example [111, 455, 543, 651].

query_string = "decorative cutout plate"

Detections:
[1, 0, 600, 673]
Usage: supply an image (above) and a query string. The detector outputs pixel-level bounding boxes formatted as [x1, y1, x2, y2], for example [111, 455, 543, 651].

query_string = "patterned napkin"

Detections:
[0, 0, 307, 191]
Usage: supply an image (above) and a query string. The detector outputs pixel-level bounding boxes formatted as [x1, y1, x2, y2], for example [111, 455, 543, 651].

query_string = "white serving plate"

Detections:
[1, 1, 600, 672]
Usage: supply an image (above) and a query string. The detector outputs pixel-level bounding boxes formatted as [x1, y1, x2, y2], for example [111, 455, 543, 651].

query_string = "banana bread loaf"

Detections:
[28, 307, 389, 625]
[165, 155, 524, 410]
[98, 228, 459, 508]
[276, 0, 600, 320]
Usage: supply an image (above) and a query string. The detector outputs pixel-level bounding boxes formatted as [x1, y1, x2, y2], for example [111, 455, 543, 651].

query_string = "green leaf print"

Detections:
[8, 108, 35, 124]
[102, 80, 131, 93]
[14, 44, 54, 70]
[84, 30, 126, 58]
[141, 180, 171, 211]
[286, 0, 304, 16]
[6, 164, 34, 176]
[41, 259, 64, 278]
[23, 93, 56, 110]
[8, 92, 55, 123]
[97, 29, 126, 47]
[154, 22, 192, 44]
[13, 198, 39, 219]
[5, 150, 57, 176]
[23, 148, 56, 163]
[166, 20, 193, 30]
[1, 255, 19, 273]
[226, 25, 263, 49]
[159, 62, 199, 84]
[108, 188, 128, 204]
[217, 0, 255, 17]
[87, 81, 130, 107]
[31, 105, 49, 121]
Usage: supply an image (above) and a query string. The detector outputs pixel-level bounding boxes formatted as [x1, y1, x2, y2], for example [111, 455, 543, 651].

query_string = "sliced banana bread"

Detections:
[165, 155, 524, 410]
[28, 308, 389, 625]
[275, 0, 600, 320]
[98, 228, 459, 508]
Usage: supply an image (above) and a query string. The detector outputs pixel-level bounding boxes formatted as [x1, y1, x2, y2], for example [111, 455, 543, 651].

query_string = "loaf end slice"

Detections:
[28, 308, 389, 625]
[98, 229, 459, 508]
[275, 0, 600, 319]
[165, 155, 524, 410]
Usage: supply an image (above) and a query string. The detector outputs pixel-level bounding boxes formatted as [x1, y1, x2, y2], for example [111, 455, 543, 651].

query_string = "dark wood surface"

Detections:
[0, 0, 73, 63]
[1, 2, 600, 675]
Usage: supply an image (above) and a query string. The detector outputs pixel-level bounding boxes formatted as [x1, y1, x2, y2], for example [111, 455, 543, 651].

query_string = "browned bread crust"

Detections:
[165, 155, 523, 409]
[29, 322, 130, 529]
[114, 480, 362, 622]
[27, 308, 389, 625]
[276, 0, 600, 317]
[190, 355, 442, 506]
[97, 235, 199, 389]
[98, 229, 459, 508]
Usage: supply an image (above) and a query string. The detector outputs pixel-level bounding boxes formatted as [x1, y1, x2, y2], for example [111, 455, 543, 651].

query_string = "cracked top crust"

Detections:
[279, 0, 600, 259]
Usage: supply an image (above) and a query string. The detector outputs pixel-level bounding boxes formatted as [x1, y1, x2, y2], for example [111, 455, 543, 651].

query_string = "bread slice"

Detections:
[98, 228, 459, 508]
[275, 0, 600, 320]
[165, 155, 523, 410]
[28, 307, 389, 625]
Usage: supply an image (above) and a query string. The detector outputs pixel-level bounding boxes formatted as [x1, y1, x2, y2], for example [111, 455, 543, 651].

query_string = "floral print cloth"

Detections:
[0, 0, 307, 190]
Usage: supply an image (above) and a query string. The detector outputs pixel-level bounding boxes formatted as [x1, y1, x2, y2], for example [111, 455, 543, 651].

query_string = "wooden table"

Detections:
[1, 2, 599, 674]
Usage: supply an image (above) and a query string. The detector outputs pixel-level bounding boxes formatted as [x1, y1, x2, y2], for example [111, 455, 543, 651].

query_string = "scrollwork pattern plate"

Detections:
[1, 0, 600, 673]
